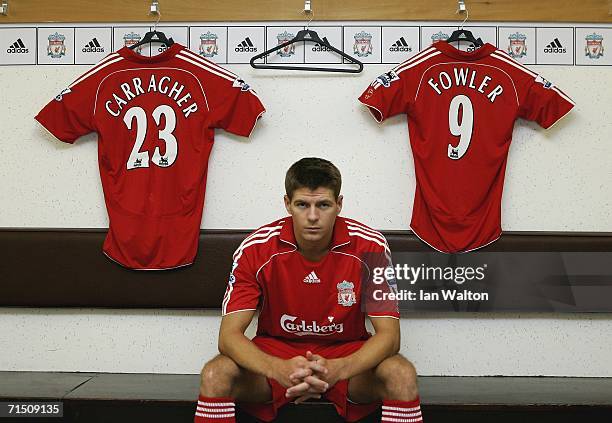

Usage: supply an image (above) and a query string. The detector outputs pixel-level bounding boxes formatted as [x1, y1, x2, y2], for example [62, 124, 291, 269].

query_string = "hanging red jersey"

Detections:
[359, 42, 575, 253]
[36, 43, 265, 269]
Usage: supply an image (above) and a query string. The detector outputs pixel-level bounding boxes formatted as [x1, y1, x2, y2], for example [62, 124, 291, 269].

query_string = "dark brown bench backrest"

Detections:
[1, 229, 611, 308]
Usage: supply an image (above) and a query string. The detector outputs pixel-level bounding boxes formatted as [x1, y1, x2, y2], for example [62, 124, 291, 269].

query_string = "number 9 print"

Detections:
[447, 94, 474, 160]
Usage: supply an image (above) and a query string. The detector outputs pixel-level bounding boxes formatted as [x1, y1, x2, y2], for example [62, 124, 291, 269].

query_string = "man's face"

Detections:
[284, 187, 343, 246]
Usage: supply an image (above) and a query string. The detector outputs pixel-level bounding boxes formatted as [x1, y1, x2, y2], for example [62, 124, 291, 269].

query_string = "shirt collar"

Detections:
[118, 42, 183, 64]
[433, 41, 496, 61]
[279, 216, 351, 250]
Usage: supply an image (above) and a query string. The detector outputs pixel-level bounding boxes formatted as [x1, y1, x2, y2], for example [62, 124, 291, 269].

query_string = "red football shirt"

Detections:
[35, 43, 265, 269]
[359, 42, 575, 253]
[222, 216, 399, 342]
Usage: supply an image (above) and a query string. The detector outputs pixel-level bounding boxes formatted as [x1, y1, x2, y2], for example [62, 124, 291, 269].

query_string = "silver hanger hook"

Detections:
[303, 0, 314, 31]
[459, 9, 469, 30]
[306, 11, 314, 31]
[154, 11, 161, 32]
[150, 0, 161, 31]
[457, 0, 468, 30]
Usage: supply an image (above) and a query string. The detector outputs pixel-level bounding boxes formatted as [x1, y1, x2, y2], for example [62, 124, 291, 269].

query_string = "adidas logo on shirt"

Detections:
[82, 38, 105, 53]
[7, 39, 28, 54]
[303, 271, 321, 284]
[312, 37, 332, 52]
[544, 38, 567, 54]
[389, 37, 412, 52]
[235, 37, 257, 53]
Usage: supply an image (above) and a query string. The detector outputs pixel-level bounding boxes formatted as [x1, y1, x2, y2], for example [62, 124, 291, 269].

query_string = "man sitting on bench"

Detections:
[194, 158, 422, 423]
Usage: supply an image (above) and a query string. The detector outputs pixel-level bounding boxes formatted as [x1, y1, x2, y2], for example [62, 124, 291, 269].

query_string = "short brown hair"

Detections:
[285, 158, 342, 199]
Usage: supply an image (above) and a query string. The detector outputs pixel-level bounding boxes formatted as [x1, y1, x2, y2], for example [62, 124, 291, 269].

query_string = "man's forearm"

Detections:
[219, 332, 281, 378]
[336, 330, 399, 380]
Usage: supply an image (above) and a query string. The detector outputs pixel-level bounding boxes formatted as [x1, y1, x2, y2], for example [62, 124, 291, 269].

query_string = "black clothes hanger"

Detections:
[250, 28, 363, 73]
[446, 5, 483, 48]
[446, 29, 483, 47]
[129, 30, 174, 50]
[129, 6, 174, 50]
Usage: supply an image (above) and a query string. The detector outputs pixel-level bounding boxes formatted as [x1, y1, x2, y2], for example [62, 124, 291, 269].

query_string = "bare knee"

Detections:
[376, 355, 419, 401]
[200, 354, 240, 397]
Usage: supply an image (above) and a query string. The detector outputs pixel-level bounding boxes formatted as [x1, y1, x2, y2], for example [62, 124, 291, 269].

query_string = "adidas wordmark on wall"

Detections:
[544, 38, 567, 54]
[390, 37, 412, 52]
[83, 38, 105, 53]
[236, 37, 257, 52]
[312, 37, 332, 52]
[7, 39, 28, 54]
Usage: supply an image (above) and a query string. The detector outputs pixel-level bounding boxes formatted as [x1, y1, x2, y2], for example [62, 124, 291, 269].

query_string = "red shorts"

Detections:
[239, 335, 380, 422]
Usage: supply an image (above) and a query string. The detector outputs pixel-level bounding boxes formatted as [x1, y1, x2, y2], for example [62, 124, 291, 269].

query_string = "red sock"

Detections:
[194, 395, 236, 423]
[381, 397, 423, 422]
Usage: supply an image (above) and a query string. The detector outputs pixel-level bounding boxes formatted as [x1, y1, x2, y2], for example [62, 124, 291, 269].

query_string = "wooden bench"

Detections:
[1, 371, 611, 422]
[2, 229, 612, 421]
[3, 229, 612, 308]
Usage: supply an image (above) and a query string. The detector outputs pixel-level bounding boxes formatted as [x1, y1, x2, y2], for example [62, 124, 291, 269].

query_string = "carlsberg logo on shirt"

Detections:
[280, 314, 344, 336]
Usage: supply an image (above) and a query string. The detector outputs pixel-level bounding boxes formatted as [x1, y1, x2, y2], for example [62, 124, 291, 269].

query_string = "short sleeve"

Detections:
[206, 75, 265, 137]
[222, 248, 261, 316]
[35, 71, 98, 143]
[518, 74, 575, 129]
[362, 241, 400, 319]
[358, 68, 412, 123]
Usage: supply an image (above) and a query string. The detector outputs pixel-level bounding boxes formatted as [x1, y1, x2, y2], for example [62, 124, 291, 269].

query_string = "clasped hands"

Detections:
[279, 351, 343, 404]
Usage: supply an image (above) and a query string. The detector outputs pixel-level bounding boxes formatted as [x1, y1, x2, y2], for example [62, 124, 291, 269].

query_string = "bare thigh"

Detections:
[206, 354, 272, 403]
[232, 368, 272, 403]
[347, 367, 384, 404]
[347, 354, 417, 403]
